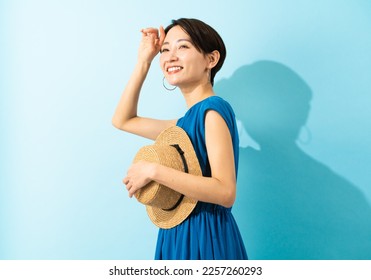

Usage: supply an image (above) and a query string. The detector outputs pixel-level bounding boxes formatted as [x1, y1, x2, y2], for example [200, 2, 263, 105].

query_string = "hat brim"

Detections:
[146, 195, 197, 229]
[145, 126, 202, 229]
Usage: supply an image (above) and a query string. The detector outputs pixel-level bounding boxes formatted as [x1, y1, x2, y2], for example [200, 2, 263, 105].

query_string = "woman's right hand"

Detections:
[138, 26, 165, 64]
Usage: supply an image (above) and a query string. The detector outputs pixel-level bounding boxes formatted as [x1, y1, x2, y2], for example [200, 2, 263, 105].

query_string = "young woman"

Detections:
[112, 18, 247, 260]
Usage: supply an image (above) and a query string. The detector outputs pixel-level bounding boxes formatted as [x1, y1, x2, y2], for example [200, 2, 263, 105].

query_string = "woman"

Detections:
[112, 18, 247, 260]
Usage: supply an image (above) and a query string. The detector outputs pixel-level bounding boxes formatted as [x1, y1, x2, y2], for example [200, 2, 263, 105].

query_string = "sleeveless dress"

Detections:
[154, 96, 248, 260]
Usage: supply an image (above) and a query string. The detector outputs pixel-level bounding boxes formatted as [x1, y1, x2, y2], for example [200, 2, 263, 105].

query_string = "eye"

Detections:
[179, 44, 189, 49]
[160, 48, 169, 53]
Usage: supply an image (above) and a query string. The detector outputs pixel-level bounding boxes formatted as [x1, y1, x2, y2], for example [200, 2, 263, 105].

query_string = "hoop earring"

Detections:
[162, 77, 177, 91]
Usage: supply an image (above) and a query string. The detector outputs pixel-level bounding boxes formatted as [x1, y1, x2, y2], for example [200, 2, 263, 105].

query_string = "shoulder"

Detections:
[201, 96, 236, 120]
[202, 95, 231, 108]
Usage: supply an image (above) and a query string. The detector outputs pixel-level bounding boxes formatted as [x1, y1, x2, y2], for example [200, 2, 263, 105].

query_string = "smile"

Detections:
[167, 66, 183, 73]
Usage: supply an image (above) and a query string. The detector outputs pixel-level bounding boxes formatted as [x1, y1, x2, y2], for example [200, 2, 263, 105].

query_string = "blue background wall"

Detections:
[1, 0, 370, 259]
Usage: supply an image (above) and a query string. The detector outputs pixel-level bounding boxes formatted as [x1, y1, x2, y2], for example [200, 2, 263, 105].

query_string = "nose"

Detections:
[160, 46, 178, 71]
[168, 50, 178, 62]
[164, 47, 179, 62]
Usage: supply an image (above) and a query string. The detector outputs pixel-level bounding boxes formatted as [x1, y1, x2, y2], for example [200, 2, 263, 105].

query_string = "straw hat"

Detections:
[133, 126, 202, 229]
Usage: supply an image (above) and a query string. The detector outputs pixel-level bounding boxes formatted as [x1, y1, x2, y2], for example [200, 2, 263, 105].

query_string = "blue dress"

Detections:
[154, 96, 248, 260]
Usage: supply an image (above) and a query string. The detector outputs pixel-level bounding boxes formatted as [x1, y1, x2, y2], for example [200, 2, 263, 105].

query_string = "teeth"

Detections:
[167, 66, 182, 72]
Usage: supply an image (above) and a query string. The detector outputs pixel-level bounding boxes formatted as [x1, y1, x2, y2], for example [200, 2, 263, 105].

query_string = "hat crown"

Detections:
[131, 126, 201, 229]
[134, 145, 186, 209]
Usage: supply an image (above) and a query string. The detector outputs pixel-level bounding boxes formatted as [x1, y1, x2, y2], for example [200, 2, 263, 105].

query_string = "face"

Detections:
[160, 25, 210, 88]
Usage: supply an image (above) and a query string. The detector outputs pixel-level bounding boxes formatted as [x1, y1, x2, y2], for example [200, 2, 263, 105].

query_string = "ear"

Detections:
[207, 50, 220, 69]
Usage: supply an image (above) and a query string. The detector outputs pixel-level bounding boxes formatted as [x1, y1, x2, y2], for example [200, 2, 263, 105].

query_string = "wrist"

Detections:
[137, 58, 152, 68]
[148, 162, 159, 182]
[134, 60, 151, 75]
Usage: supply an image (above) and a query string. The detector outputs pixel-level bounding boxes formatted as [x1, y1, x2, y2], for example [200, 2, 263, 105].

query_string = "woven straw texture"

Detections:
[132, 126, 202, 229]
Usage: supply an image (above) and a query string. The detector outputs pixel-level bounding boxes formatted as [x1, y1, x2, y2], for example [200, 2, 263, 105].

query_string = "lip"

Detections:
[166, 65, 183, 74]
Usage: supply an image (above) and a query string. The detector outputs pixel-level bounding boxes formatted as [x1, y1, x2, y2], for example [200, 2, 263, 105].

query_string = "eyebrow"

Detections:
[162, 38, 192, 46]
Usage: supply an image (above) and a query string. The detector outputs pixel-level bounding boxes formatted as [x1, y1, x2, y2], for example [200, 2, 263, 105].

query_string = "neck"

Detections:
[180, 82, 215, 108]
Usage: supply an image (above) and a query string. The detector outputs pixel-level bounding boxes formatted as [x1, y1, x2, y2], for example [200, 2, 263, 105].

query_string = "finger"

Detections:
[125, 183, 131, 191]
[141, 27, 158, 36]
[141, 27, 158, 32]
[159, 25, 166, 45]
[128, 187, 135, 198]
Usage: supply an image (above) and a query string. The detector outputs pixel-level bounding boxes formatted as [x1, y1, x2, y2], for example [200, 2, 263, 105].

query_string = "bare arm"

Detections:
[112, 27, 176, 140]
[124, 110, 237, 208]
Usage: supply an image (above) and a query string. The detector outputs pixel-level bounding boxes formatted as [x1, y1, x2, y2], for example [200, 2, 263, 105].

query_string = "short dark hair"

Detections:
[164, 18, 226, 86]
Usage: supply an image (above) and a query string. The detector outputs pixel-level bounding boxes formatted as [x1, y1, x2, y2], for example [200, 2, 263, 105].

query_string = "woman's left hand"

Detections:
[123, 161, 156, 197]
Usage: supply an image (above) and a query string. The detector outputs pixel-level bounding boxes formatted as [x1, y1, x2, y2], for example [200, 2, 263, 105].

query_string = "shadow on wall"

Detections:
[215, 60, 371, 260]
